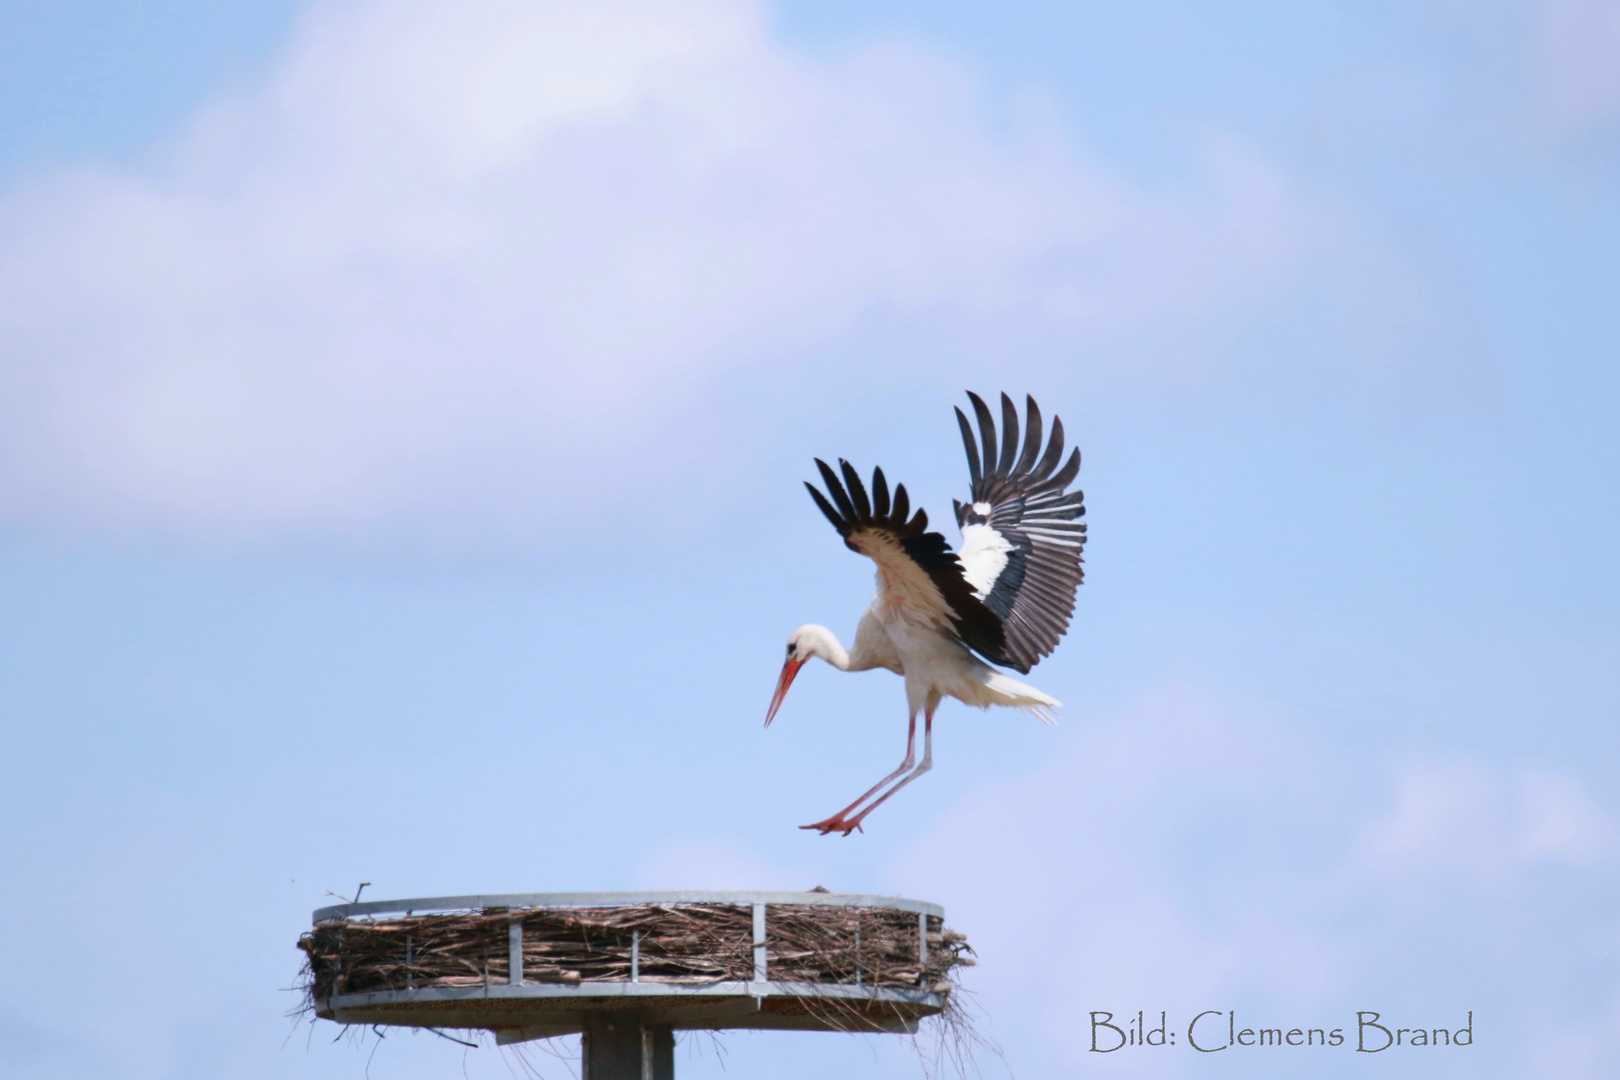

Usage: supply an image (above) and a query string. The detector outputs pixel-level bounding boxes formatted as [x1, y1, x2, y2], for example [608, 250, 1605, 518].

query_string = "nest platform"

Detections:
[299, 890, 972, 1045]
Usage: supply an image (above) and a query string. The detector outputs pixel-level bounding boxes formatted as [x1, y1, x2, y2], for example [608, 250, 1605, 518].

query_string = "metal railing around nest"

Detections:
[299, 890, 974, 1040]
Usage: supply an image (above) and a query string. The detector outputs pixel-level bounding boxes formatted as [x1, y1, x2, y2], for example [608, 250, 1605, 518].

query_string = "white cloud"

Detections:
[884, 684, 1620, 1077]
[1359, 761, 1615, 878]
[0, 0, 1314, 544]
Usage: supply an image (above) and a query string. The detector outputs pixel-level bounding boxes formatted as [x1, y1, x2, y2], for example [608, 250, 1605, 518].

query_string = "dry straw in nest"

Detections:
[300, 902, 973, 1001]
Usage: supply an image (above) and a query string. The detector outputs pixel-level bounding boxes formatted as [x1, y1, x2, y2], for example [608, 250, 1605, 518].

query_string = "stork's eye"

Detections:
[787, 643, 796, 656]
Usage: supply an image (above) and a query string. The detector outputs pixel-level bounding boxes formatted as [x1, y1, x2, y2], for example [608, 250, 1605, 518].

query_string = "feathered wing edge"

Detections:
[952, 392, 1081, 514]
[805, 457, 1009, 665]
[950, 392, 1087, 672]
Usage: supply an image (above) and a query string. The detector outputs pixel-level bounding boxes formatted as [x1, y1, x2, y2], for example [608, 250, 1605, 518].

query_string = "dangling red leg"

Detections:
[801, 712, 917, 836]
[840, 705, 934, 833]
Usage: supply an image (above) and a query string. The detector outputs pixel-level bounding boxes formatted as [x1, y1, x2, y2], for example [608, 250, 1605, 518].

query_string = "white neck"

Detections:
[794, 624, 853, 671]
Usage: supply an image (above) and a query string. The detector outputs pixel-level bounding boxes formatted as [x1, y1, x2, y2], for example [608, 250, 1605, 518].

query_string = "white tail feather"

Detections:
[981, 671, 1061, 725]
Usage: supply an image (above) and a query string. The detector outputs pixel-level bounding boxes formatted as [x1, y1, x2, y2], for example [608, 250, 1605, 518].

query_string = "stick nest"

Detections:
[299, 903, 973, 1002]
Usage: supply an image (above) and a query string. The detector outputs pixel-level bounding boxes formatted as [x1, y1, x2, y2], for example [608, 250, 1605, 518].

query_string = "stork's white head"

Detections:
[766, 625, 839, 727]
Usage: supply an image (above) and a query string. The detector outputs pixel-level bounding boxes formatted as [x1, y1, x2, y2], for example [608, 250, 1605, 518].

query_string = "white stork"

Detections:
[767, 392, 1087, 835]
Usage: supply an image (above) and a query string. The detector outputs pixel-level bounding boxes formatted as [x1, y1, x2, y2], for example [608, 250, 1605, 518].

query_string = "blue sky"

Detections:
[0, 1, 1617, 1078]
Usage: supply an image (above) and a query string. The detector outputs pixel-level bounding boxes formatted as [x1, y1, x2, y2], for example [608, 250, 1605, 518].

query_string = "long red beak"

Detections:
[766, 658, 805, 727]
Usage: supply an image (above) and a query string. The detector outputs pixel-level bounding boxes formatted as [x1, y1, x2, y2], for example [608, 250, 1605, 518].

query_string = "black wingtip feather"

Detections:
[1041, 448, 1081, 492]
[872, 466, 890, 518]
[1031, 416, 1065, 482]
[998, 393, 1019, 475]
[968, 392, 997, 478]
[1015, 395, 1043, 475]
[805, 482, 845, 533]
[955, 407, 981, 488]
[839, 459, 872, 519]
[815, 458, 856, 520]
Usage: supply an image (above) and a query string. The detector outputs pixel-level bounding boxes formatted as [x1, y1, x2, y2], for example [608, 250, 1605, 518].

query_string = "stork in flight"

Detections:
[767, 392, 1086, 835]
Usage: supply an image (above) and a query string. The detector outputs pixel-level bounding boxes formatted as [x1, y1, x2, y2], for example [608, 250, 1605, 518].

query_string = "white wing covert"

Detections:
[953, 392, 1087, 674]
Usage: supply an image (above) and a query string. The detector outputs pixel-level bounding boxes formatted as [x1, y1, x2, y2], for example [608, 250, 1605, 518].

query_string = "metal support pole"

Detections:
[751, 903, 767, 983]
[509, 917, 524, 986]
[917, 911, 929, 987]
[582, 1017, 673, 1080]
[854, 914, 862, 989]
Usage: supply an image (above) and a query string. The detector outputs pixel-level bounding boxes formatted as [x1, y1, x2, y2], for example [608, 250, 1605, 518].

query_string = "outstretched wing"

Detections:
[805, 458, 1007, 665]
[952, 392, 1087, 674]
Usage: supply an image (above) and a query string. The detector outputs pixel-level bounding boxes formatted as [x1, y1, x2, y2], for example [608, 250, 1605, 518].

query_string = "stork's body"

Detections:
[769, 392, 1086, 835]
[793, 611, 1059, 717]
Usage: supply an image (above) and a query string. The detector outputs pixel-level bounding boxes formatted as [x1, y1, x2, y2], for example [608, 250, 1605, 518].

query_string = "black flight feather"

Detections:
[1015, 395, 1043, 476]
[955, 408, 982, 489]
[998, 393, 1019, 475]
[967, 392, 998, 480]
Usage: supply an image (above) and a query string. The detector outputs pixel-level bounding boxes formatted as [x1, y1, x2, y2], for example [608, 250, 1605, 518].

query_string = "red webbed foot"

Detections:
[800, 816, 864, 836]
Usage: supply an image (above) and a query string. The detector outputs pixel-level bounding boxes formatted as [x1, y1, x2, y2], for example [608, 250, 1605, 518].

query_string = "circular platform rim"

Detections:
[312, 889, 944, 924]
